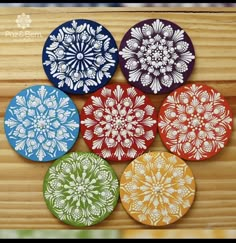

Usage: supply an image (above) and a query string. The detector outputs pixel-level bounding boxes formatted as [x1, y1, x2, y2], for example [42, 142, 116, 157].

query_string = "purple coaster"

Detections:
[119, 19, 195, 94]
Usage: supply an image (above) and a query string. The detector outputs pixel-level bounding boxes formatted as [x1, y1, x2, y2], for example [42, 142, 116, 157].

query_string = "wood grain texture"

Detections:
[0, 7, 236, 230]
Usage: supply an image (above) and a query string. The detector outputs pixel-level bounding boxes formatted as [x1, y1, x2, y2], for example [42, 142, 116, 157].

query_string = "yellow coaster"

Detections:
[120, 152, 196, 226]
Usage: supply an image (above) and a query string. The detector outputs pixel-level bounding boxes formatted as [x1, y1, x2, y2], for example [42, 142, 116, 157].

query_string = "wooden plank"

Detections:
[0, 7, 236, 231]
[122, 229, 236, 238]
[1, 7, 236, 14]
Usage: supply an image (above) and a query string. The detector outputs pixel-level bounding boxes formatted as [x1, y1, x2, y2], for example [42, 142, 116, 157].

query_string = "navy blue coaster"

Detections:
[4, 85, 80, 162]
[42, 19, 118, 95]
[119, 19, 195, 94]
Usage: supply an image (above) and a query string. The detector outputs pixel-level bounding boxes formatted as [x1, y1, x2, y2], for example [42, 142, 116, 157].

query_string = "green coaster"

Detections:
[43, 152, 119, 227]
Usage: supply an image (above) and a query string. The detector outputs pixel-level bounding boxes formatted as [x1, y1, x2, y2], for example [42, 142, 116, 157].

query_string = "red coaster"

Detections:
[81, 84, 158, 161]
[158, 84, 233, 161]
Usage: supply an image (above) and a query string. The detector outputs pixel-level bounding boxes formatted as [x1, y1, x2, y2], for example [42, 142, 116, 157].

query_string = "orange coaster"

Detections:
[120, 152, 196, 226]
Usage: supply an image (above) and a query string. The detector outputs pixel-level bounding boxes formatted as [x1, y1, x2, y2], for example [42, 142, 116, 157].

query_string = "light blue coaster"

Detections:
[4, 85, 80, 162]
[42, 19, 118, 94]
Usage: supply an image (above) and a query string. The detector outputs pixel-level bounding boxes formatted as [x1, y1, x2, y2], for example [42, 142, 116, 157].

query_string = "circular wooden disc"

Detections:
[119, 19, 195, 94]
[43, 152, 119, 227]
[42, 19, 118, 94]
[158, 84, 233, 160]
[80, 84, 158, 161]
[120, 151, 196, 226]
[4, 85, 80, 162]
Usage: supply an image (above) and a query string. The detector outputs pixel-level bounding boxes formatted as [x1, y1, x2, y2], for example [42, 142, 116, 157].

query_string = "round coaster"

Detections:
[119, 19, 195, 94]
[42, 19, 118, 94]
[158, 84, 233, 161]
[4, 85, 80, 162]
[120, 151, 196, 226]
[80, 84, 158, 161]
[43, 152, 119, 227]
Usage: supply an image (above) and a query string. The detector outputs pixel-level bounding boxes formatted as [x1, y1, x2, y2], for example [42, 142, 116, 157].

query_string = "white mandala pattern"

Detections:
[158, 84, 233, 160]
[4, 85, 80, 161]
[119, 19, 195, 94]
[120, 152, 195, 226]
[44, 152, 119, 226]
[43, 20, 117, 94]
[81, 85, 157, 161]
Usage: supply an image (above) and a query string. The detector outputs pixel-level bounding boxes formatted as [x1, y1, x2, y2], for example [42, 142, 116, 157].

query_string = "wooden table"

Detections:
[0, 7, 236, 233]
